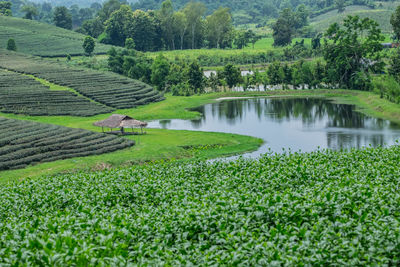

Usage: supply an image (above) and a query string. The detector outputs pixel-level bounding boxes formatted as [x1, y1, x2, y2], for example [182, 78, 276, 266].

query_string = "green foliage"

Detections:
[151, 54, 170, 91]
[324, 15, 384, 90]
[188, 60, 205, 93]
[125, 37, 135, 50]
[0, 51, 164, 110]
[0, 117, 134, 171]
[391, 5, 400, 41]
[388, 48, 400, 81]
[1, 145, 400, 264]
[372, 75, 400, 103]
[82, 35, 95, 56]
[205, 7, 234, 48]
[0, 15, 112, 57]
[21, 5, 38, 20]
[53, 6, 72, 30]
[222, 63, 242, 88]
[0, 1, 11, 16]
[6, 37, 15, 51]
[273, 8, 295, 46]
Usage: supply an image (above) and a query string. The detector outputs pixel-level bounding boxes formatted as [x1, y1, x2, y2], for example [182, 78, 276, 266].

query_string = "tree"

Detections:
[53, 6, 72, 30]
[21, 5, 38, 20]
[83, 36, 95, 56]
[183, 1, 206, 49]
[80, 18, 104, 38]
[388, 48, 400, 81]
[151, 54, 170, 91]
[390, 5, 400, 41]
[335, 0, 345, 13]
[6, 38, 16, 51]
[324, 16, 384, 90]
[98, 0, 124, 23]
[223, 63, 241, 89]
[206, 7, 233, 48]
[188, 61, 204, 93]
[158, 0, 176, 50]
[0, 1, 12, 16]
[128, 10, 161, 51]
[125, 38, 135, 50]
[272, 8, 295, 46]
[174, 11, 188, 50]
[105, 5, 133, 46]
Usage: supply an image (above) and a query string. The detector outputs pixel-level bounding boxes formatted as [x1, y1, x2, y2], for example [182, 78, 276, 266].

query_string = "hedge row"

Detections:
[0, 117, 134, 171]
[0, 51, 165, 109]
[0, 70, 113, 116]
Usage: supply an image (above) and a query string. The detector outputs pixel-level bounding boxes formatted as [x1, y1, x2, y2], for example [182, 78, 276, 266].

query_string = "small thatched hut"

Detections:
[93, 114, 148, 135]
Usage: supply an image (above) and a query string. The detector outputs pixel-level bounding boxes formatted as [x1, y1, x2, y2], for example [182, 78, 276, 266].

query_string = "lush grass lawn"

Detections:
[2, 89, 400, 182]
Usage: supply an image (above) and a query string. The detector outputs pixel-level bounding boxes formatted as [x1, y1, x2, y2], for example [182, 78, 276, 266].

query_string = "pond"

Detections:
[147, 97, 400, 157]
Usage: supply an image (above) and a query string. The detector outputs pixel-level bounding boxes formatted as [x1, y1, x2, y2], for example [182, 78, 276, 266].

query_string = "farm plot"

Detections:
[0, 51, 165, 109]
[0, 146, 400, 265]
[0, 117, 134, 171]
[0, 69, 113, 116]
[0, 16, 112, 57]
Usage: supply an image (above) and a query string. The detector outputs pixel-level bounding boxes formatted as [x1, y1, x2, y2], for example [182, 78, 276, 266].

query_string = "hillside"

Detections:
[0, 117, 134, 171]
[0, 16, 113, 57]
[310, 4, 395, 34]
[0, 50, 165, 115]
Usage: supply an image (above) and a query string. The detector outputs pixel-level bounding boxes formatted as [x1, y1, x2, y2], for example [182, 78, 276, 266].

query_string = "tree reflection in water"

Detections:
[150, 98, 400, 155]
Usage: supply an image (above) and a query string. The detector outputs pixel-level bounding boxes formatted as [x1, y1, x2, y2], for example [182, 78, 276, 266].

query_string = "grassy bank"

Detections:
[1, 89, 400, 182]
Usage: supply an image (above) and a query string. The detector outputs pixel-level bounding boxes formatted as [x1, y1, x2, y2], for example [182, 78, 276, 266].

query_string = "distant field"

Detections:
[146, 38, 311, 67]
[0, 16, 113, 57]
[0, 50, 164, 114]
[0, 117, 134, 171]
[311, 5, 394, 34]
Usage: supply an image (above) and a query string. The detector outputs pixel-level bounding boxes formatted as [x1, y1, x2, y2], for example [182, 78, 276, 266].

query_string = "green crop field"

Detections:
[0, 51, 164, 112]
[310, 5, 395, 34]
[0, 69, 112, 116]
[0, 117, 134, 171]
[0, 16, 113, 57]
[1, 145, 400, 265]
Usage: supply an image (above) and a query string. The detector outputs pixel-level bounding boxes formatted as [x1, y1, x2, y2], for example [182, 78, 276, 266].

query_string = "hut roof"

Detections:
[93, 114, 146, 128]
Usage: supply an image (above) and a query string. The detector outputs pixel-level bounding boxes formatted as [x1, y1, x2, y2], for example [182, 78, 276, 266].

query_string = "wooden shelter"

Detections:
[93, 114, 147, 135]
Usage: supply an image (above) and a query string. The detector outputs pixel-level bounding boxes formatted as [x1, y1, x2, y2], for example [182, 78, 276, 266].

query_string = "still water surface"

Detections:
[147, 98, 400, 157]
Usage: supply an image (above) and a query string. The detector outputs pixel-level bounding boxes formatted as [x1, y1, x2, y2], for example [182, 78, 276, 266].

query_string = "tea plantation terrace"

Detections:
[0, 117, 134, 171]
[0, 69, 112, 116]
[0, 51, 164, 115]
[0, 16, 113, 57]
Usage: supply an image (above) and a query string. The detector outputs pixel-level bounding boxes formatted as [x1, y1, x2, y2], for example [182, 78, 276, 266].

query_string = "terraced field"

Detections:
[0, 51, 164, 112]
[0, 69, 112, 116]
[0, 16, 112, 57]
[0, 117, 134, 171]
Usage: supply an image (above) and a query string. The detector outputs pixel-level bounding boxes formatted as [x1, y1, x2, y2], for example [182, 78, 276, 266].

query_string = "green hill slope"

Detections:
[0, 16, 113, 57]
[310, 5, 395, 34]
[0, 117, 134, 171]
[0, 50, 165, 115]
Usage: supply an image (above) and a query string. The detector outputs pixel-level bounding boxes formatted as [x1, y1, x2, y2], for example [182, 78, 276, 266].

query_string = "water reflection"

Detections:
[148, 98, 400, 156]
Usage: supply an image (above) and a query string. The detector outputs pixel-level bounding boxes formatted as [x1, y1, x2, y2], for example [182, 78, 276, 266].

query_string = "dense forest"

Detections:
[3, 0, 386, 25]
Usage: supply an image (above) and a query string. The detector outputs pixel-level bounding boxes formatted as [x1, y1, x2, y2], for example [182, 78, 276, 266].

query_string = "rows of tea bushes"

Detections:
[0, 69, 112, 116]
[1, 145, 400, 265]
[0, 117, 134, 171]
[0, 16, 112, 57]
[0, 51, 164, 109]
